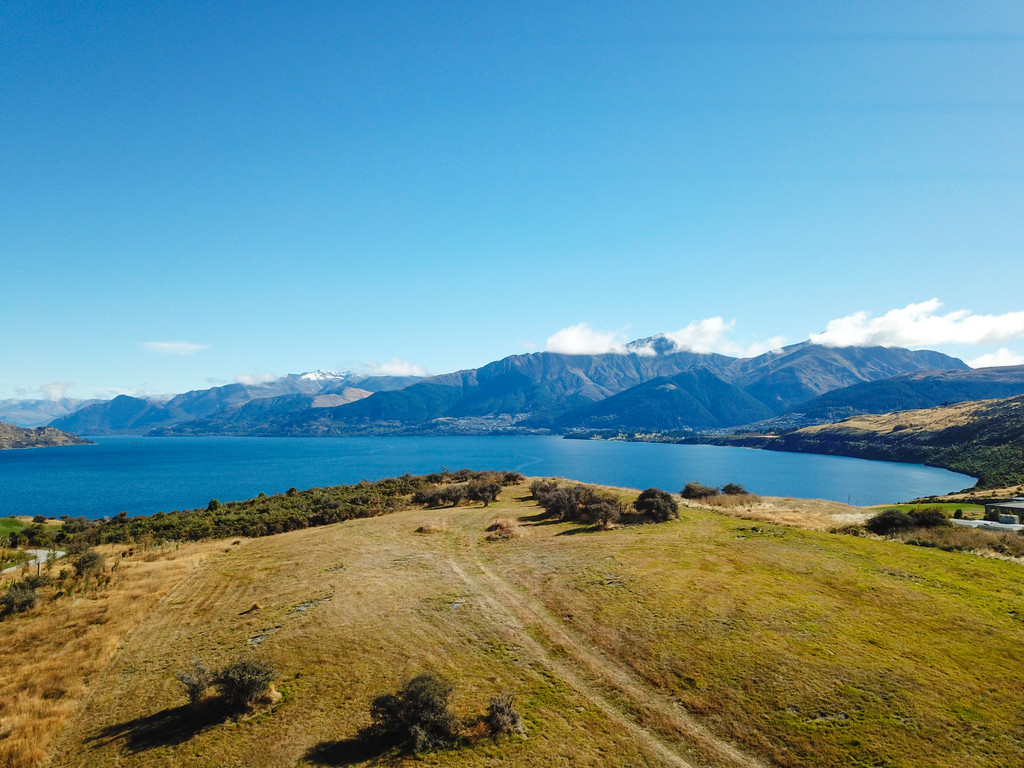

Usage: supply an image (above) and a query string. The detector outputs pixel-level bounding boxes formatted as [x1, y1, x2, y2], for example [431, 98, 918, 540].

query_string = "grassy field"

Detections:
[7, 482, 1024, 767]
[0, 517, 25, 538]
[868, 502, 986, 518]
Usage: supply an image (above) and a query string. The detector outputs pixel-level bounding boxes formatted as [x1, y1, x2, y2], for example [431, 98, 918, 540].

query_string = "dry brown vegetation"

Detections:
[681, 494, 871, 530]
[798, 398, 997, 437]
[0, 541, 224, 768]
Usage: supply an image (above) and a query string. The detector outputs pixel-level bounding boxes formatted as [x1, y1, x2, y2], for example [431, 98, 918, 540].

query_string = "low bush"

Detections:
[681, 481, 719, 500]
[367, 672, 460, 753]
[1, 581, 37, 614]
[214, 658, 276, 711]
[486, 692, 525, 736]
[721, 483, 748, 495]
[633, 488, 679, 522]
[865, 509, 915, 536]
[176, 657, 214, 707]
[908, 506, 951, 529]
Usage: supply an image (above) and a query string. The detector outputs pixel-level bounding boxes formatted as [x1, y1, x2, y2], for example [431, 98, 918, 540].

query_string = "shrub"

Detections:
[633, 488, 679, 522]
[865, 509, 915, 536]
[529, 479, 560, 503]
[23, 574, 53, 589]
[721, 483, 748, 496]
[466, 480, 501, 507]
[176, 657, 215, 707]
[909, 506, 951, 529]
[486, 692, 525, 736]
[368, 673, 460, 753]
[1, 582, 37, 614]
[500, 471, 525, 486]
[73, 549, 105, 579]
[214, 658, 275, 711]
[681, 482, 719, 500]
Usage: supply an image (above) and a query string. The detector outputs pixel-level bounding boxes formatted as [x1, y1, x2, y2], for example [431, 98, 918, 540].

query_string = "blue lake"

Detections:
[0, 436, 973, 519]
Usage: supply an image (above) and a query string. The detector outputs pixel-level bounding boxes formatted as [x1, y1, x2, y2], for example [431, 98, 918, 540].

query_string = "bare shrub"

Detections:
[486, 518, 525, 540]
[175, 657, 214, 707]
[486, 692, 525, 736]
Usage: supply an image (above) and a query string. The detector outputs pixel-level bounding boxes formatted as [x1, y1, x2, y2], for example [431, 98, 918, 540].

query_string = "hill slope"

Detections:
[795, 365, 1024, 421]
[769, 394, 1024, 488]
[20, 482, 1024, 768]
[0, 421, 91, 449]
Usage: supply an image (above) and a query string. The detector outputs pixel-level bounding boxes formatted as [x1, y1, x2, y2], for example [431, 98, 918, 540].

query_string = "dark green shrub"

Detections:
[486, 692, 525, 736]
[721, 483, 748, 496]
[633, 488, 679, 522]
[73, 549, 105, 579]
[466, 480, 501, 507]
[24, 574, 53, 589]
[500, 472, 525, 486]
[213, 658, 275, 711]
[681, 482, 719, 500]
[865, 509, 914, 536]
[1, 582, 37, 614]
[909, 506, 951, 528]
[368, 673, 460, 753]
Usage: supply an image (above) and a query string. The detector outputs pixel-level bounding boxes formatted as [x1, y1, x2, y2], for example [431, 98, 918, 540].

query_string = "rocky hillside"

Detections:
[0, 421, 91, 449]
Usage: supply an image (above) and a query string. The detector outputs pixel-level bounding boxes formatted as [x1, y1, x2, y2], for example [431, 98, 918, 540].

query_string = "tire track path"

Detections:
[445, 531, 767, 768]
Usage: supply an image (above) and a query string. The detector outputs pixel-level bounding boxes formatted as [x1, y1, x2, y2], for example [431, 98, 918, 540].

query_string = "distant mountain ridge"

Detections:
[40, 342, 984, 437]
[0, 397, 101, 428]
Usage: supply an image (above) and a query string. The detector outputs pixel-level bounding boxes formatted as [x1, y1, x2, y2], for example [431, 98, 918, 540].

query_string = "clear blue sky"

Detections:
[3, 1, 1023, 400]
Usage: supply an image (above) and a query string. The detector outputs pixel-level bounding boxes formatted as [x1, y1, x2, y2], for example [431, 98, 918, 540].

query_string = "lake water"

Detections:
[0, 436, 973, 519]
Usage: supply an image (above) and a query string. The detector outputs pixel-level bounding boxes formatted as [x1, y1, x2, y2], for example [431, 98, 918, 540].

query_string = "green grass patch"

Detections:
[870, 502, 985, 518]
[0, 517, 26, 538]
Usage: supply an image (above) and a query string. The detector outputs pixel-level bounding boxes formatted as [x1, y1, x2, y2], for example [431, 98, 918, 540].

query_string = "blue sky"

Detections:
[3, 1, 1023, 400]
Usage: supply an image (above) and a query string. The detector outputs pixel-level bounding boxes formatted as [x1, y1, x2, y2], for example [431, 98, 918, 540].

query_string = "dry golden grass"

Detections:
[682, 494, 871, 530]
[798, 398, 1000, 437]
[0, 541, 224, 768]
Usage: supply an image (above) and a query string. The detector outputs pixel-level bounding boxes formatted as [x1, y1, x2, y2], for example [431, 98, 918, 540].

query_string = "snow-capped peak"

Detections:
[299, 370, 347, 382]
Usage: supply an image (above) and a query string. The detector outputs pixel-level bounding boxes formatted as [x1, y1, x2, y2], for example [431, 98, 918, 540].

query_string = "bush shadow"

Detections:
[304, 732, 396, 766]
[87, 699, 230, 752]
[556, 524, 605, 536]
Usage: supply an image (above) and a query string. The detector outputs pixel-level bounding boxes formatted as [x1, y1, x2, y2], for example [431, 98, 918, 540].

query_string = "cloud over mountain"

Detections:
[141, 341, 210, 356]
[360, 358, 430, 377]
[811, 300, 1024, 349]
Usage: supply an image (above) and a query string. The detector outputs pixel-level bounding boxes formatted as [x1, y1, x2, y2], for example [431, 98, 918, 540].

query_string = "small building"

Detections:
[983, 497, 1024, 525]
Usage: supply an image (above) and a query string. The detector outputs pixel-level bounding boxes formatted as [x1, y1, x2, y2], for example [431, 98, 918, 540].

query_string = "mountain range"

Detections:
[42, 340, 990, 437]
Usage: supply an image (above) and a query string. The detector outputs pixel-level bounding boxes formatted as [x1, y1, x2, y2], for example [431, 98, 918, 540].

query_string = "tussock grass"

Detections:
[682, 494, 870, 530]
[0, 541, 223, 768]
[901, 525, 1024, 557]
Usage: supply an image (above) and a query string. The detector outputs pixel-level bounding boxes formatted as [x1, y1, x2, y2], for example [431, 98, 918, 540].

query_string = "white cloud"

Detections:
[13, 381, 75, 401]
[141, 341, 210, 356]
[235, 372, 279, 386]
[360, 358, 430, 377]
[968, 348, 1024, 368]
[810, 299, 1024, 348]
[41, 381, 74, 400]
[661, 318, 787, 358]
[545, 323, 629, 355]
